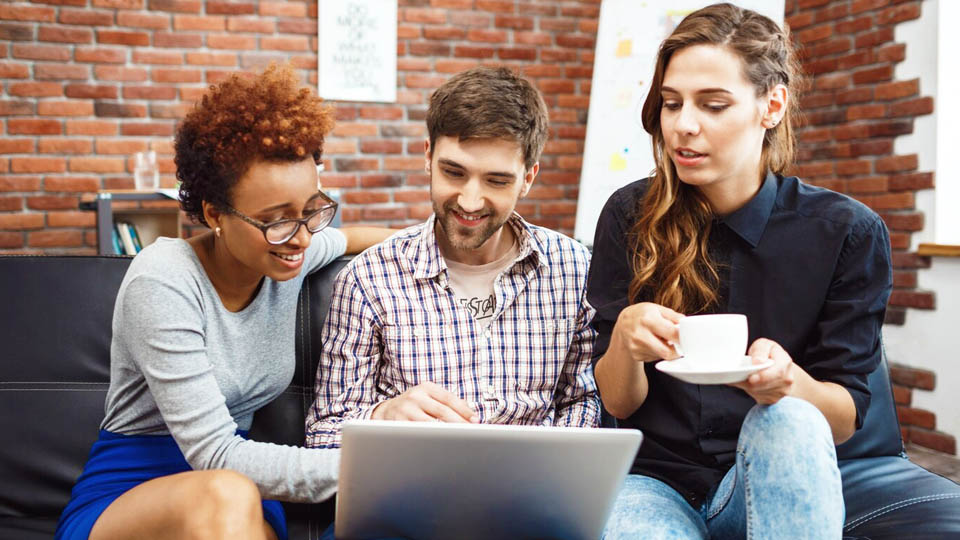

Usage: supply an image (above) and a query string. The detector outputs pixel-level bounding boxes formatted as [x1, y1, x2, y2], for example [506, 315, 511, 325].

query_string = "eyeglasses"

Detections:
[223, 191, 338, 245]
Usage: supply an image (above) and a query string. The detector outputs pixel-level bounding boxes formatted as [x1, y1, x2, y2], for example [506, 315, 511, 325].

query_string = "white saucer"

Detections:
[655, 356, 774, 385]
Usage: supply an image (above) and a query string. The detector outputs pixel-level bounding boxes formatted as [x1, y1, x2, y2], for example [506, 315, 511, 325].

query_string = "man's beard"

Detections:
[434, 201, 509, 252]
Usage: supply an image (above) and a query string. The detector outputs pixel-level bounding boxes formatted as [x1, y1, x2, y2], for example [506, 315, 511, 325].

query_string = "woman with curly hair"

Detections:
[588, 4, 891, 538]
[55, 64, 393, 540]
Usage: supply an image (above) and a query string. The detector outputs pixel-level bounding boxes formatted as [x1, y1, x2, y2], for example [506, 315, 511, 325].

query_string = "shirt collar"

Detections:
[412, 213, 547, 280]
[716, 172, 778, 248]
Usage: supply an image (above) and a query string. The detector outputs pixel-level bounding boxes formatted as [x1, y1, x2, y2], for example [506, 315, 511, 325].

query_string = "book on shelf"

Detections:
[127, 222, 143, 252]
[111, 227, 124, 255]
[114, 222, 138, 255]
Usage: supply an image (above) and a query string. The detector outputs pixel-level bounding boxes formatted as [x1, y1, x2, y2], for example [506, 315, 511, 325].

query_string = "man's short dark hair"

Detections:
[426, 66, 549, 171]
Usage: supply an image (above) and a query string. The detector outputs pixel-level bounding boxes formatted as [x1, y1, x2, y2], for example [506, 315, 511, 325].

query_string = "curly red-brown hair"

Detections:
[174, 63, 335, 226]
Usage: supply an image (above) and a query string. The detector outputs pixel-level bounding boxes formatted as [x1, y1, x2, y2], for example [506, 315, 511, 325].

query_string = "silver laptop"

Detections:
[335, 420, 642, 540]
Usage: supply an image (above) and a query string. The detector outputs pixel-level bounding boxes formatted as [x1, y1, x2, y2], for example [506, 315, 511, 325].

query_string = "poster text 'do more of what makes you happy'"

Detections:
[318, 0, 397, 104]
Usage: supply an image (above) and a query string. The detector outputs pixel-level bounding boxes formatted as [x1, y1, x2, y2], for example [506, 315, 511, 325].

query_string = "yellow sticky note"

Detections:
[615, 39, 632, 58]
[609, 153, 627, 172]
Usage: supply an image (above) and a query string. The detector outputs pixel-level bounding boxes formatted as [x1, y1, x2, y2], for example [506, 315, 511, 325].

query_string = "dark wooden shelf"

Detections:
[82, 191, 182, 255]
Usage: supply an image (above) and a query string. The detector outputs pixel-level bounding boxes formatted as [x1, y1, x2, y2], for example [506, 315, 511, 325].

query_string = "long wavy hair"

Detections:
[629, 3, 802, 313]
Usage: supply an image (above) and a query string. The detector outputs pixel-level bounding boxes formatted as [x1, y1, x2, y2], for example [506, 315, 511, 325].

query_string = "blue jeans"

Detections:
[604, 397, 844, 539]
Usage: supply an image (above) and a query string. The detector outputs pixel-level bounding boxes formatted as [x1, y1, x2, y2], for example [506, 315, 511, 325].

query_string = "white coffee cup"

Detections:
[676, 314, 747, 369]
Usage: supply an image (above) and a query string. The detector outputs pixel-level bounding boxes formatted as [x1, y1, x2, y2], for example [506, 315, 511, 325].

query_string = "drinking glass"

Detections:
[134, 151, 159, 191]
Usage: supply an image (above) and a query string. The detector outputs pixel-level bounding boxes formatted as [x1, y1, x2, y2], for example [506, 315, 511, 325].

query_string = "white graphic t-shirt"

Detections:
[444, 239, 520, 329]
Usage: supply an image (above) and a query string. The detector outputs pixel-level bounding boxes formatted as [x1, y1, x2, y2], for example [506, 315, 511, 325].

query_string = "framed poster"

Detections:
[318, 0, 397, 103]
[574, 0, 784, 243]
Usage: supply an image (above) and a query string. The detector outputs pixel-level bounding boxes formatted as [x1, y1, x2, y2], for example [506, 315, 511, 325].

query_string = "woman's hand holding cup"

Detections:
[730, 338, 797, 404]
[611, 302, 685, 364]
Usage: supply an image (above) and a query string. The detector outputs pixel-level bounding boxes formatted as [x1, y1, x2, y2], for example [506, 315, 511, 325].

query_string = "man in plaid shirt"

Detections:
[305, 67, 600, 448]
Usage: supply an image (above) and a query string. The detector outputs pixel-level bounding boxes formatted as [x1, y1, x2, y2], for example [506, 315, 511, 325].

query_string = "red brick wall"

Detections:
[786, 0, 952, 454]
[785, 0, 933, 327]
[2, 0, 951, 451]
[0, 0, 600, 252]
[891, 362, 956, 455]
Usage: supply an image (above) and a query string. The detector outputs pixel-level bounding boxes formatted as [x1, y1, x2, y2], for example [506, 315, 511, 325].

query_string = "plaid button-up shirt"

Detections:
[305, 213, 600, 448]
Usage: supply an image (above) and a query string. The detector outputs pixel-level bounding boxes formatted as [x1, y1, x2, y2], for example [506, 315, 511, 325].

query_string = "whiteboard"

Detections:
[318, 0, 397, 103]
[573, 0, 784, 244]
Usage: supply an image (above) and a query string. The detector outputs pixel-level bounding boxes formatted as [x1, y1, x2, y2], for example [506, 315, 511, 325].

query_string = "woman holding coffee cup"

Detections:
[587, 4, 892, 538]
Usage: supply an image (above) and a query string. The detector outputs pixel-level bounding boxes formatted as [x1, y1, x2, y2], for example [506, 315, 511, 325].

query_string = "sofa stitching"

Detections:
[844, 493, 960, 530]
[297, 284, 304, 403]
[846, 493, 960, 529]
[300, 279, 311, 414]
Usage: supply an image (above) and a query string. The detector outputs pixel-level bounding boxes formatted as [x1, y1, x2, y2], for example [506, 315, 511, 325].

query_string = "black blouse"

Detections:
[586, 173, 893, 507]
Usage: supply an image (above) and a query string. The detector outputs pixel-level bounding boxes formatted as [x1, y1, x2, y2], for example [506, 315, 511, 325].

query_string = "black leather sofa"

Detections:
[2, 255, 959, 539]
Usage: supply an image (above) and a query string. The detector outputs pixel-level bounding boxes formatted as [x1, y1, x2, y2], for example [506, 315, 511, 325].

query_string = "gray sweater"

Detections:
[101, 230, 346, 503]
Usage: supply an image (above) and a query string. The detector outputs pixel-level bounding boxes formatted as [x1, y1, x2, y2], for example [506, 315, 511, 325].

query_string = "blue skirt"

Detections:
[55, 430, 287, 540]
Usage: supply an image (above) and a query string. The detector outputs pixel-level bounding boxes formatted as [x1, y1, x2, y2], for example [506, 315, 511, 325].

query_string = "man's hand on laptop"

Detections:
[371, 382, 479, 423]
